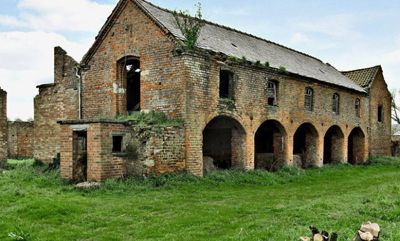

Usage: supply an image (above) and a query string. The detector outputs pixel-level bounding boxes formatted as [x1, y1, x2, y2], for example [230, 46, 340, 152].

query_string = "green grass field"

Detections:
[1, 158, 400, 241]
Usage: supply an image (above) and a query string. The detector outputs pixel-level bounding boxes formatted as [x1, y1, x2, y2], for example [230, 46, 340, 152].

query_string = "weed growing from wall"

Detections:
[173, 2, 205, 50]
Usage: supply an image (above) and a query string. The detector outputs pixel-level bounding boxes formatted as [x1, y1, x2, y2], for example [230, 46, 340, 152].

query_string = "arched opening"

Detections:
[254, 120, 286, 171]
[117, 57, 141, 113]
[202, 116, 246, 173]
[323, 125, 345, 165]
[348, 127, 366, 165]
[293, 123, 319, 168]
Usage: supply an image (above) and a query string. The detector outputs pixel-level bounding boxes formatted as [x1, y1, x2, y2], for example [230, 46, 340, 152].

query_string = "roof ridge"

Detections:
[341, 65, 381, 73]
[139, 0, 325, 64]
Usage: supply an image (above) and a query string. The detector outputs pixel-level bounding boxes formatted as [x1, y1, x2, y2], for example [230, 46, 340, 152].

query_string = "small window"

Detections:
[355, 98, 361, 118]
[219, 70, 234, 99]
[267, 80, 278, 106]
[305, 87, 313, 111]
[332, 93, 340, 115]
[378, 105, 384, 122]
[112, 135, 123, 153]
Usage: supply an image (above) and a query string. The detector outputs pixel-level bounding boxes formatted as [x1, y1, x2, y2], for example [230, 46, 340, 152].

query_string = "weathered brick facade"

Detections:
[0, 88, 7, 162]
[39, 0, 391, 181]
[7, 121, 34, 159]
[34, 47, 79, 163]
[368, 69, 392, 156]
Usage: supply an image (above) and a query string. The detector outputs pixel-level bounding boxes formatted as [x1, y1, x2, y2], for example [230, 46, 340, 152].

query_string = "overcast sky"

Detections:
[1, 0, 399, 120]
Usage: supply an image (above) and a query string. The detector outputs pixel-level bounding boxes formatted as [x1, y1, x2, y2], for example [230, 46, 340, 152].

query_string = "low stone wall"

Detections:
[7, 121, 34, 159]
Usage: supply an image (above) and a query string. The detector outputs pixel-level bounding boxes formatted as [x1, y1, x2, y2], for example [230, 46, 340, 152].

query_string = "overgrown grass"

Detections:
[1, 158, 400, 240]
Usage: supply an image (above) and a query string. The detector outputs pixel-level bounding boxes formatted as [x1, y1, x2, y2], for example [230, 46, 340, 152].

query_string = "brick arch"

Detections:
[202, 115, 247, 172]
[323, 125, 345, 164]
[254, 119, 287, 171]
[347, 127, 366, 164]
[293, 122, 320, 168]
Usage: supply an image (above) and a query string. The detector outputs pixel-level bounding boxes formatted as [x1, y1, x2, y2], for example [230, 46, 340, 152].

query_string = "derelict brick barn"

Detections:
[33, 0, 392, 182]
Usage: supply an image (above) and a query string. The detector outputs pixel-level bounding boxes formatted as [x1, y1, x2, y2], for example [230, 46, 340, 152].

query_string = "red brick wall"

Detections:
[7, 121, 34, 158]
[34, 47, 79, 163]
[181, 53, 370, 176]
[369, 69, 392, 156]
[0, 88, 7, 161]
[81, 0, 186, 120]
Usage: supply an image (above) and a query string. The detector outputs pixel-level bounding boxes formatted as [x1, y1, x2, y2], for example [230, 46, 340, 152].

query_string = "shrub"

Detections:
[278, 66, 288, 74]
[116, 111, 183, 127]
[173, 2, 205, 50]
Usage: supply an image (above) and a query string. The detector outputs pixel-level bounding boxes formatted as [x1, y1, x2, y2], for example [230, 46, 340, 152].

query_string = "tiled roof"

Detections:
[82, 0, 367, 93]
[342, 66, 381, 89]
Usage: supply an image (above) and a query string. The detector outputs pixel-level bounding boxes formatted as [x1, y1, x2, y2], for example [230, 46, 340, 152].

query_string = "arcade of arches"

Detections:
[202, 116, 367, 171]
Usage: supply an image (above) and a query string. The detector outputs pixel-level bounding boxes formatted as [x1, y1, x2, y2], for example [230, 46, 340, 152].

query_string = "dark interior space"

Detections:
[125, 59, 141, 112]
[203, 116, 245, 170]
[323, 126, 344, 164]
[73, 131, 87, 182]
[293, 123, 318, 168]
[254, 120, 286, 170]
[348, 127, 365, 165]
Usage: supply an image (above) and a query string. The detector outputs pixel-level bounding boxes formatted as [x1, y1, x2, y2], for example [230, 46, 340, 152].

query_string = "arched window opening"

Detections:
[355, 98, 361, 118]
[267, 80, 278, 106]
[305, 87, 314, 111]
[118, 57, 141, 113]
[332, 93, 340, 115]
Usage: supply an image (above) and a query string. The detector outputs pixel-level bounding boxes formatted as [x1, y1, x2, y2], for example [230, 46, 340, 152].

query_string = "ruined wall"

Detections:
[81, 0, 186, 120]
[60, 121, 185, 182]
[0, 88, 7, 161]
[182, 53, 370, 175]
[7, 121, 34, 159]
[368, 69, 392, 156]
[34, 47, 79, 163]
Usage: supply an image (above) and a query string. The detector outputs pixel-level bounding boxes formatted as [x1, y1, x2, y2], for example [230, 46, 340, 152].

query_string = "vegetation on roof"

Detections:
[116, 111, 183, 127]
[172, 2, 204, 50]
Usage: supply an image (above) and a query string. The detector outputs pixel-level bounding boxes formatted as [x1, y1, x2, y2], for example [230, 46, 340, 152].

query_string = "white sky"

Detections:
[0, 0, 399, 120]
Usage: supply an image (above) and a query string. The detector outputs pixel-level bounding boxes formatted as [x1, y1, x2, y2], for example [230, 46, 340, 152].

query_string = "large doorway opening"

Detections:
[293, 123, 319, 168]
[323, 126, 345, 164]
[72, 131, 87, 182]
[254, 120, 286, 171]
[348, 127, 366, 165]
[202, 116, 246, 173]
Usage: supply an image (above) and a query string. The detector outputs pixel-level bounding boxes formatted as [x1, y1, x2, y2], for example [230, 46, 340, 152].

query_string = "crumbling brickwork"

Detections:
[59, 120, 185, 182]
[0, 88, 7, 161]
[7, 121, 34, 159]
[34, 47, 79, 164]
